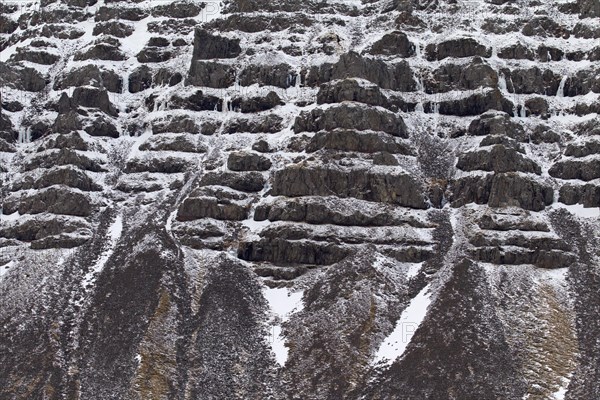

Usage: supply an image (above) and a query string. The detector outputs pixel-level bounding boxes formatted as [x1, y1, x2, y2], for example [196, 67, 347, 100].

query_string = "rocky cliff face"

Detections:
[1, 0, 599, 398]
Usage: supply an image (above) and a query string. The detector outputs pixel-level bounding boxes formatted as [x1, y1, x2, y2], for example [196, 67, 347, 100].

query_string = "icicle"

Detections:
[415, 75, 424, 92]
[222, 95, 233, 113]
[415, 102, 424, 113]
[519, 105, 526, 118]
[498, 75, 507, 92]
[557, 76, 567, 98]
[415, 40, 421, 58]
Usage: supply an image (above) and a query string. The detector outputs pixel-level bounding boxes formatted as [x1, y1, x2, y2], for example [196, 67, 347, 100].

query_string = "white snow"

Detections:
[0, 211, 21, 222]
[552, 376, 571, 400]
[81, 214, 123, 289]
[263, 285, 304, 366]
[553, 203, 600, 219]
[373, 283, 433, 367]
[0, 261, 15, 280]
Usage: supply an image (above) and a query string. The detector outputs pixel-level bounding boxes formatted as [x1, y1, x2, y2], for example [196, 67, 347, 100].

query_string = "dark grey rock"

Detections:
[187, 61, 236, 88]
[92, 21, 134, 37]
[457, 145, 541, 174]
[317, 79, 389, 108]
[224, 115, 283, 134]
[3, 186, 92, 217]
[272, 165, 427, 208]
[306, 130, 413, 154]
[368, 31, 415, 57]
[425, 38, 491, 60]
[227, 152, 272, 171]
[294, 104, 408, 137]
[549, 159, 600, 181]
[192, 29, 241, 60]
[200, 171, 266, 192]
[72, 87, 118, 117]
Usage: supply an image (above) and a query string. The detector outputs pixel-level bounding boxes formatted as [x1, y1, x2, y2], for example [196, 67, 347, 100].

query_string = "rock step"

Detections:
[254, 196, 433, 228]
[271, 165, 427, 209]
[471, 247, 576, 269]
[0, 214, 92, 249]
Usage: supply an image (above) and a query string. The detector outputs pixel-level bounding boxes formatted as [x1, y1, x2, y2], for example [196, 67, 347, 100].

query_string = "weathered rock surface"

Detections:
[1, 0, 598, 399]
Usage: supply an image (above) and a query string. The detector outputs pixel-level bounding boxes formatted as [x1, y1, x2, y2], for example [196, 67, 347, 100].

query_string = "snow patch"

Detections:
[81, 214, 123, 289]
[373, 283, 433, 367]
[553, 203, 600, 219]
[263, 285, 304, 366]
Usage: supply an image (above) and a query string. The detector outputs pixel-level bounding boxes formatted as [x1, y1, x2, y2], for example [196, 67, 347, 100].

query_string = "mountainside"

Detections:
[1, 0, 599, 398]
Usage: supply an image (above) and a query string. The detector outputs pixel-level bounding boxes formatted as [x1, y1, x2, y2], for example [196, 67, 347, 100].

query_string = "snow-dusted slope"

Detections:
[1, 0, 599, 398]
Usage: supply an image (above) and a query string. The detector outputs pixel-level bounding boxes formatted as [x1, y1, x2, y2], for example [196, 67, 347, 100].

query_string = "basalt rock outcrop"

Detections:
[0, 0, 599, 399]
